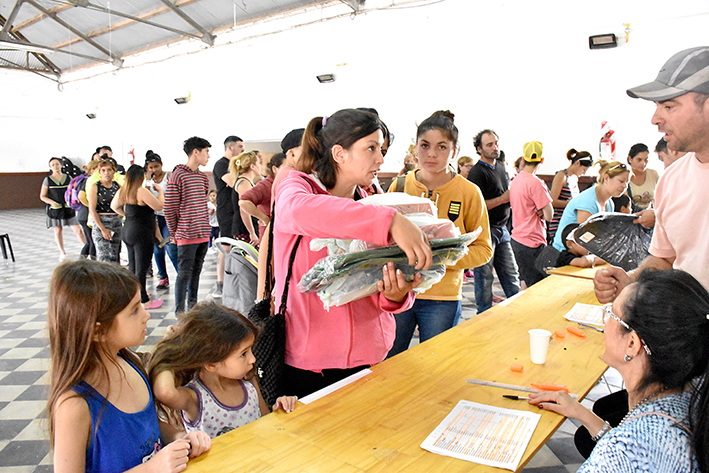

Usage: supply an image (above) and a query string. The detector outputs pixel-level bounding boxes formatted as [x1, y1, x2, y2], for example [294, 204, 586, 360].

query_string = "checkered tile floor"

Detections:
[0, 208, 620, 472]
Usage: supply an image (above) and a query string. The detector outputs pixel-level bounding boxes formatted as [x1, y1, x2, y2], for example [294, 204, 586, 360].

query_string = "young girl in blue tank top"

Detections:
[149, 302, 298, 439]
[46, 260, 211, 473]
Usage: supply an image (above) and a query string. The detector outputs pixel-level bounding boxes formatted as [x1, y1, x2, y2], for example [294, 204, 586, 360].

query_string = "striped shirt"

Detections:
[164, 164, 210, 245]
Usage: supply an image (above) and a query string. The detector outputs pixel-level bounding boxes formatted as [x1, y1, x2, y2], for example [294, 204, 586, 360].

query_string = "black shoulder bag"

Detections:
[249, 199, 302, 407]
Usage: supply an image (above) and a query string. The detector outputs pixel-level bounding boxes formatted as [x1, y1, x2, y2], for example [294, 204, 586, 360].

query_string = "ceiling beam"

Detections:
[157, 0, 214, 46]
[50, 0, 205, 50]
[0, 11, 62, 75]
[0, 0, 24, 40]
[24, 0, 124, 67]
[1, 40, 115, 64]
[0, 57, 59, 83]
[11, 2, 72, 31]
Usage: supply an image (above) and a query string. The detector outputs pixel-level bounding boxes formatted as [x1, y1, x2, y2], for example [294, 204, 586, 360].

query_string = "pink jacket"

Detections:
[273, 171, 414, 371]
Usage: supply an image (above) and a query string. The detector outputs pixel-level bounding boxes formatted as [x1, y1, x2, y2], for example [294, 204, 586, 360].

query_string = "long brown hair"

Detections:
[46, 260, 140, 445]
[298, 109, 384, 189]
[116, 164, 145, 206]
[147, 302, 259, 427]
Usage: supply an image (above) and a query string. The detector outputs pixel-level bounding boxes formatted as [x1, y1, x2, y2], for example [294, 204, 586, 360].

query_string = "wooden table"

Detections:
[186, 275, 606, 472]
[546, 264, 605, 280]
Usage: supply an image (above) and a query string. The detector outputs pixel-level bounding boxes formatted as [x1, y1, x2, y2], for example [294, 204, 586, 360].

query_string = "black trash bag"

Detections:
[572, 213, 652, 271]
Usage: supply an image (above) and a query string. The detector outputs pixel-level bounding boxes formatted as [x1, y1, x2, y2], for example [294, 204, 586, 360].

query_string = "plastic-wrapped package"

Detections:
[299, 231, 481, 309]
[317, 264, 447, 309]
[310, 212, 460, 256]
[357, 192, 436, 215]
[572, 212, 652, 271]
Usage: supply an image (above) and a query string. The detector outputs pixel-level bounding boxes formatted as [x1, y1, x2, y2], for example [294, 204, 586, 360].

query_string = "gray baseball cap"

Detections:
[627, 46, 709, 101]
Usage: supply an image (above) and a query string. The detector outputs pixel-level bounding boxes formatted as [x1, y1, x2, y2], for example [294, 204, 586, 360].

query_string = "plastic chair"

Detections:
[0, 234, 14, 262]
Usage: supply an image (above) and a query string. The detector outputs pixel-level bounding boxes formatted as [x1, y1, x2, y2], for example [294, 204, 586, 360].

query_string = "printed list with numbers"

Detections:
[421, 400, 541, 471]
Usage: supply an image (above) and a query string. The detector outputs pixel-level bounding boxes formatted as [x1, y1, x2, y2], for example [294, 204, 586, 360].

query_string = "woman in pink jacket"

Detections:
[273, 109, 432, 397]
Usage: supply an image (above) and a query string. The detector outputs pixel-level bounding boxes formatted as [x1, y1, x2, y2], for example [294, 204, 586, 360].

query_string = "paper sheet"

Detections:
[563, 302, 604, 327]
[299, 369, 372, 405]
[421, 400, 540, 471]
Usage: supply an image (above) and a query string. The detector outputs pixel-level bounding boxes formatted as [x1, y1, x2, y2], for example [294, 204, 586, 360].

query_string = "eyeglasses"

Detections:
[602, 304, 652, 355]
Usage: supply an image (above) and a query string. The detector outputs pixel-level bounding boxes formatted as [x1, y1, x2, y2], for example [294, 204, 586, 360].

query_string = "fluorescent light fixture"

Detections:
[0, 39, 55, 55]
[316, 74, 335, 83]
[589, 34, 617, 50]
[174, 91, 191, 105]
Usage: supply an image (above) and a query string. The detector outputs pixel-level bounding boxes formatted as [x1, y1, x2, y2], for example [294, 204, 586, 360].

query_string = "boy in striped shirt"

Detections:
[165, 136, 212, 314]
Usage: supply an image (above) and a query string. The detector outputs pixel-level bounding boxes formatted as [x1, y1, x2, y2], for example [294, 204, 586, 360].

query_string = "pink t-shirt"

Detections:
[510, 171, 553, 247]
[651, 152, 709, 290]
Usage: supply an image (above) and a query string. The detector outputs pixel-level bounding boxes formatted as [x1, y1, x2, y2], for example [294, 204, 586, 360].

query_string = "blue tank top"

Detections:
[70, 355, 162, 473]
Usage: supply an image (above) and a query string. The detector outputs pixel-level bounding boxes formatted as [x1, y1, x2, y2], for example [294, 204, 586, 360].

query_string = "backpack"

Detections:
[61, 156, 83, 179]
[65, 174, 88, 211]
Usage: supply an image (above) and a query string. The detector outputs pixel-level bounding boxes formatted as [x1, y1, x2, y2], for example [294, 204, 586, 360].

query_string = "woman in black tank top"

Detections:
[229, 150, 263, 247]
[111, 165, 165, 309]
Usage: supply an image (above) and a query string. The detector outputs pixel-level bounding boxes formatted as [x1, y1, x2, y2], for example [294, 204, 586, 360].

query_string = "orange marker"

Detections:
[530, 382, 570, 393]
[510, 364, 524, 373]
[566, 326, 587, 338]
[554, 329, 566, 339]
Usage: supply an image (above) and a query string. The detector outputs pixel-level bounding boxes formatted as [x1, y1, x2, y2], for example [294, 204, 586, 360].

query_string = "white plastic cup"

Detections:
[529, 329, 552, 364]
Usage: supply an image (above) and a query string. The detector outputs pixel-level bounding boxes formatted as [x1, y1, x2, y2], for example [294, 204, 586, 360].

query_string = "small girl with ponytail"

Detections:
[149, 302, 297, 439]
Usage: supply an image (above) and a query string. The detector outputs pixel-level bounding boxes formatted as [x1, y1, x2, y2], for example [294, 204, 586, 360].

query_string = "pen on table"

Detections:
[577, 322, 604, 332]
[502, 395, 530, 401]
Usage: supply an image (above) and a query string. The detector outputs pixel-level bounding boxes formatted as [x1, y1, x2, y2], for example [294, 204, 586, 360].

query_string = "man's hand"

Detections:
[593, 266, 631, 303]
[633, 209, 655, 228]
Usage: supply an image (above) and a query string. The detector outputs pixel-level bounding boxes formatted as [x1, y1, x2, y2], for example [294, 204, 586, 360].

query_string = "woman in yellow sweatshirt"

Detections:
[387, 110, 492, 357]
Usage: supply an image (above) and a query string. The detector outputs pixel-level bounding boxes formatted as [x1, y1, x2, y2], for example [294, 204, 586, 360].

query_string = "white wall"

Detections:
[2, 0, 708, 174]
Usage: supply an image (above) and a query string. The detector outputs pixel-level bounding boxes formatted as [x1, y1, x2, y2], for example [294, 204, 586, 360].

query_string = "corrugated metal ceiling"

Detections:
[0, 0, 341, 81]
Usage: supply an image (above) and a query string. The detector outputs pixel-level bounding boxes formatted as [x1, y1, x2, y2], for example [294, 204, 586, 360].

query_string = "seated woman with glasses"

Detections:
[551, 160, 630, 252]
[529, 269, 709, 472]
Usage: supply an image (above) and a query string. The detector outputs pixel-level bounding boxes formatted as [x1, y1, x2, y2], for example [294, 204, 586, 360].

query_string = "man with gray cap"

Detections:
[595, 46, 709, 302]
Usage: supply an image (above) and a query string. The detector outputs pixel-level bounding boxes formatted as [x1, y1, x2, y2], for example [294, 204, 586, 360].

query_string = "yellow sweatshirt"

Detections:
[389, 171, 492, 300]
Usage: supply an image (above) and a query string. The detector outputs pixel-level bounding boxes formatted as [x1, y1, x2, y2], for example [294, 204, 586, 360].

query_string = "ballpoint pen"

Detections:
[502, 395, 530, 400]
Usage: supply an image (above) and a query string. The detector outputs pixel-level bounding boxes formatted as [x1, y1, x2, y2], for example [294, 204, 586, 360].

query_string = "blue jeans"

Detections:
[175, 242, 208, 314]
[473, 225, 520, 313]
[154, 215, 178, 280]
[387, 299, 462, 358]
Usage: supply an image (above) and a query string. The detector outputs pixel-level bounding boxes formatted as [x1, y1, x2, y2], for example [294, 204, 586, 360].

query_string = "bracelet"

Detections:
[592, 421, 611, 442]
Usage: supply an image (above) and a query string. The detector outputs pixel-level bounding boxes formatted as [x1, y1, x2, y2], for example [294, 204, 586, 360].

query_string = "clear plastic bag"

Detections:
[357, 192, 436, 215]
[572, 212, 652, 271]
[299, 232, 480, 310]
[310, 212, 459, 256]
